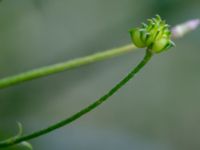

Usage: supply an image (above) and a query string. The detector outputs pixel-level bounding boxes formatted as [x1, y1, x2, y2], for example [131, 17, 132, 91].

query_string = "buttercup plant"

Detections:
[0, 15, 199, 149]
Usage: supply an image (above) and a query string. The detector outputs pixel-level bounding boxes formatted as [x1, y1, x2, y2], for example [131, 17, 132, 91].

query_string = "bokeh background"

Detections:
[0, 0, 200, 150]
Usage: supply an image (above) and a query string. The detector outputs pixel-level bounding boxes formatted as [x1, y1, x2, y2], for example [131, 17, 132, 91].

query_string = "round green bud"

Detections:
[129, 15, 175, 53]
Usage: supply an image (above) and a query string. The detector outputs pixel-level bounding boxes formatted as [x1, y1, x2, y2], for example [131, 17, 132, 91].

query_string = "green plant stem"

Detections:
[0, 50, 153, 148]
[0, 44, 135, 89]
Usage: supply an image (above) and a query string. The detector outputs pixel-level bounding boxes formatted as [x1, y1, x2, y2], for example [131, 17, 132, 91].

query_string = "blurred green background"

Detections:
[0, 0, 200, 150]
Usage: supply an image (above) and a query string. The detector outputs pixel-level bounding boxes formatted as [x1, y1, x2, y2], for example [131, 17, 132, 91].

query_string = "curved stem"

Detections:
[0, 50, 153, 148]
[0, 44, 135, 89]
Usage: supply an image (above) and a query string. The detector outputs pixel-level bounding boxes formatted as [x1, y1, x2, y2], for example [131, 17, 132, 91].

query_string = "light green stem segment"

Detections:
[0, 50, 153, 148]
[0, 44, 135, 89]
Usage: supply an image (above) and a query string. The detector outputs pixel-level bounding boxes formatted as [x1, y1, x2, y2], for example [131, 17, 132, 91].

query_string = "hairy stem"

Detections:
[0, 44, 135, 89]
[0, 50, 153, 148]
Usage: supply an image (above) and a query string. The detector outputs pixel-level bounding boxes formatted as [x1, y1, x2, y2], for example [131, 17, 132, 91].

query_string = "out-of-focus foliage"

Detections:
[0, 0, 200, 150]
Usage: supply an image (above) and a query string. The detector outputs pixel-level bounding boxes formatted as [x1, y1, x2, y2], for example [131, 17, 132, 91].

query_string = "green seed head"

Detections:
[129, 15, 175, 53]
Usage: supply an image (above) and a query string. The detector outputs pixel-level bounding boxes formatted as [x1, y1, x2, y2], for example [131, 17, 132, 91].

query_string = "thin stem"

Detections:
[0, 50, 153, 148]
[0, 44, 135, 89]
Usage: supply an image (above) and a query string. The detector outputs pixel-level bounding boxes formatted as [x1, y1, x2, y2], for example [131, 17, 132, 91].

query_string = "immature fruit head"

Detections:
[129, 15, 175, 53]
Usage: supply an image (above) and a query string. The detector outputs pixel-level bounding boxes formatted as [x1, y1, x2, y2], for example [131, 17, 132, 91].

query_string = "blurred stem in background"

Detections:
[0, 44, 135, 89]
[0, 19, 199, 89]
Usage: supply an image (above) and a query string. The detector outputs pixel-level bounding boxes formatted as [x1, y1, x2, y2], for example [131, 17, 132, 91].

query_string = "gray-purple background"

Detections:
[0, 0, 200, 150]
